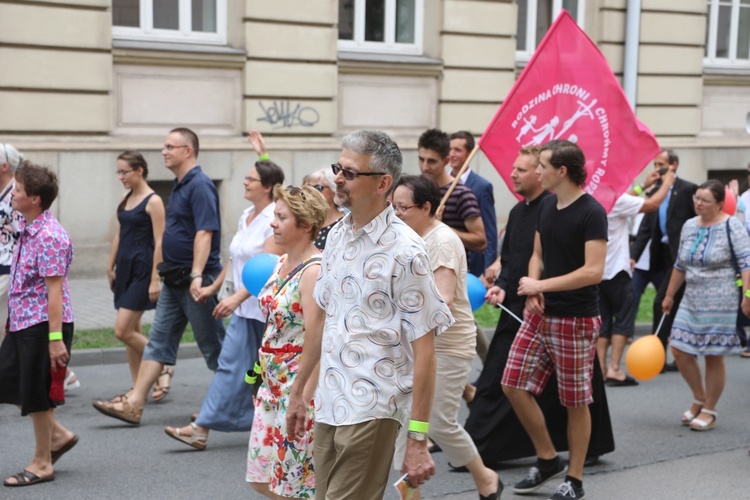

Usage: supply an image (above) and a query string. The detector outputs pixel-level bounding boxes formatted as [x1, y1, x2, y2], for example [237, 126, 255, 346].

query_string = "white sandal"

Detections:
[681, 399, 704, 426]
[689, 409, 717, 431]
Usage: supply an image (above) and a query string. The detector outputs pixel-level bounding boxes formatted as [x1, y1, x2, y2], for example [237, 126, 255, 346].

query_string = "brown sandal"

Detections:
[92, 398, 142, 425]
[164, 422, 207, 450]
[152, 367, 174, 403]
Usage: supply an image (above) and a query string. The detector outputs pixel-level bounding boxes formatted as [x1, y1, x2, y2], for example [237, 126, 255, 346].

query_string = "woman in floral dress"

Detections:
[663, 179, 750, 431]
[247, 184, 327, 499]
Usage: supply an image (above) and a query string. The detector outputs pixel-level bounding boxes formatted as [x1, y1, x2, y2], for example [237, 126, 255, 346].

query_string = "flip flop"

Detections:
[605, 375, 639, 387]
[740, 351, 750, 358]
[3, 470, 55, 487]
[51, 434, 78, 464]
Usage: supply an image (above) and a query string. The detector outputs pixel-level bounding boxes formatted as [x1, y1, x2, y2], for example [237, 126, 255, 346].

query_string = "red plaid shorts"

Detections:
[502, 311, 601, 407]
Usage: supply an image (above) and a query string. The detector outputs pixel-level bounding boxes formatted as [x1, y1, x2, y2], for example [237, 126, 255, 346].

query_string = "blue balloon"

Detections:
[466, 273, 486, 312]
[242, 253, 280, 296]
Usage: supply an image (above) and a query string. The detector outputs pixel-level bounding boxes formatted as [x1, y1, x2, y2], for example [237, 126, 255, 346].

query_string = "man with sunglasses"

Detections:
[287, 130, 454, 499]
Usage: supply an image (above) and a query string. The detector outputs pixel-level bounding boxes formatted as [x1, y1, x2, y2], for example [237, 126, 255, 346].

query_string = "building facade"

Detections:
[1, 0, 748, 275]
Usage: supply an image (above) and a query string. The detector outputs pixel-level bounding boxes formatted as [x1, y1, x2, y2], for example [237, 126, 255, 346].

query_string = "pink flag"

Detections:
[478, 11, 659, 212]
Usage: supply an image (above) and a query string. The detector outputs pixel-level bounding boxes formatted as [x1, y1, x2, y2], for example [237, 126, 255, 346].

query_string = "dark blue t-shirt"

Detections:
[162, 166, 221, 275]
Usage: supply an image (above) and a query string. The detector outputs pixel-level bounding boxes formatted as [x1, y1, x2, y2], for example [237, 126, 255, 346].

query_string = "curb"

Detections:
[70, 323, 655, 367]
[72, 343, 203, 367]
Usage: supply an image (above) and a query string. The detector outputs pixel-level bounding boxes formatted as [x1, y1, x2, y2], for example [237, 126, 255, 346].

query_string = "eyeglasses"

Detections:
[116, 169, 134, 176]
[692, 195, 716, 204]
[286, 185, 306, 199]
[162, 145, 189, 152]
[244, 176, 261, 183]
[312, 184, 327, 192]
[331, 163, 385, 181]
[393, 204, 418, 214]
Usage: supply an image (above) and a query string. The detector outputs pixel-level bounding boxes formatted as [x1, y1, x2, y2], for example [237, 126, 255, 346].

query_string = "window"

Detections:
[338, 0, 424, 55]
[112, 0, 226, 45]
[705, 0, 750, 68]
[516, 0, 585, 62]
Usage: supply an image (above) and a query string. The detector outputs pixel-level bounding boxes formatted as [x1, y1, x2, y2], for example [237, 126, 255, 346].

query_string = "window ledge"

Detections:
[113, 40, 246, 69]
[703, 66, 750, 78]
[338, 51, 443, 77]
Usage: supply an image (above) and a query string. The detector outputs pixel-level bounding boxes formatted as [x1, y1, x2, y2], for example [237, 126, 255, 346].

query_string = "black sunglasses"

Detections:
[312, 184, 326, 192]
[331, 163, 385, 181]
[286, 185, 306, 199]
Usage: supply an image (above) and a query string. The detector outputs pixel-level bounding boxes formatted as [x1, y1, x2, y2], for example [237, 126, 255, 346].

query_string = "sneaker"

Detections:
[513, 460, 568, 494]
[548, 480, 585, 499]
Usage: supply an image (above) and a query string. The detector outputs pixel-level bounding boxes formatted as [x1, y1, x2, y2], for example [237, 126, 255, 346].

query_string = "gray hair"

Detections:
[307, 167, 337, 191]
[0, 144, 23, 172]
[341, 130, 402, 192]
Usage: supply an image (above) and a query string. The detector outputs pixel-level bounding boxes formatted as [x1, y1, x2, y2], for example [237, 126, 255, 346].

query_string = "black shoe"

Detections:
[479, 476, 504, 500]
[548, 480, 585, 499]
[583, 455, 599, 467]
[661, 361, 679, 373]
[513, 460, 567, 494]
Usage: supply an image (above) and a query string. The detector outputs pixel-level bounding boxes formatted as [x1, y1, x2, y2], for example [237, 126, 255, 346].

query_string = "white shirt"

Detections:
[603, 193, 644, 281]
[0, 180, 19, 269]
[631, 212, 652, 272]
[313, 205, 454, 427]
[229, 203, 275, 321]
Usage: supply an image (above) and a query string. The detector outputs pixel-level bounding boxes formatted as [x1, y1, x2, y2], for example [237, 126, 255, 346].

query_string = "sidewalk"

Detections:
[69, 278, 155, 330]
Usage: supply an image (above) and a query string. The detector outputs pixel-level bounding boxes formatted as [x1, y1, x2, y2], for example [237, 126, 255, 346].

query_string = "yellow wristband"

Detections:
[736, 278, 744, 288]
[633, 185, 644, 195]
[744, 289, 750, 298]
[408, 419, 429, 433]
[257, 153, 270, 162]
[48, 331, 63, 341]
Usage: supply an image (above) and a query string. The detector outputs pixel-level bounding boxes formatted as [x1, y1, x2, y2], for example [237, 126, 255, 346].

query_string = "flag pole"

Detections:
[437, 144, 481, 215]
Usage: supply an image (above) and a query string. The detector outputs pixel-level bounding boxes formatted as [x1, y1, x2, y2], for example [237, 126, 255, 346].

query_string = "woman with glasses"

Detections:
[391, 175, 502, 500]
[107, 151, 167, 399]
[247, 184, 327, 499]
[303, 167, 343, 250]
[164, 160, 285, 449]
[662, 179, 750, 431]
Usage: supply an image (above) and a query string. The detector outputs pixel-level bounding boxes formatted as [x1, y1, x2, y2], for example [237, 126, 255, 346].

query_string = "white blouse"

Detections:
[229, 203, 275, 321]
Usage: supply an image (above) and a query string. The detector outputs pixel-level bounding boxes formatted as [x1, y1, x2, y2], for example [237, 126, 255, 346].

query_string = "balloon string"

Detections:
[497, 303, 524, 325]
[653, 313, 667, 336]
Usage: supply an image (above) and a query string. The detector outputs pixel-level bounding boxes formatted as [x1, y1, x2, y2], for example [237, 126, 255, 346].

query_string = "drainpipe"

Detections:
[623, 0, 642, 110]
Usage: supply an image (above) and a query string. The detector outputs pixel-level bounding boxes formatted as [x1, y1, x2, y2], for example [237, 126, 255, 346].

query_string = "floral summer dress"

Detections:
[246, 255, 321, 498]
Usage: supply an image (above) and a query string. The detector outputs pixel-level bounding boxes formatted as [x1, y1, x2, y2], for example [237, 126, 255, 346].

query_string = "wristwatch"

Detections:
[190, 273, 202, 280]
[407, 430, 427, 442]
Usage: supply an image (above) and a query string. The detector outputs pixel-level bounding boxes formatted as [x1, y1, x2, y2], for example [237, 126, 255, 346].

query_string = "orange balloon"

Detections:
[625, 335, 666, 381]
[723, 187, 737, 216]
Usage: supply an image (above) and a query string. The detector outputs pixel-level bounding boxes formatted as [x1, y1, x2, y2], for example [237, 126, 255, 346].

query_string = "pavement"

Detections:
[2, 278, 747, 499]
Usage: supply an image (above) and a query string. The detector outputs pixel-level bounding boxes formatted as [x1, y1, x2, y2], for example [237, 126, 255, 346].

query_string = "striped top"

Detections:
[439, 183, 481, 234]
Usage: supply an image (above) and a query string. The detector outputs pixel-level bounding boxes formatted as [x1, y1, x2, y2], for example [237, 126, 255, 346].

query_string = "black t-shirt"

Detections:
[537, 193, 607, 317]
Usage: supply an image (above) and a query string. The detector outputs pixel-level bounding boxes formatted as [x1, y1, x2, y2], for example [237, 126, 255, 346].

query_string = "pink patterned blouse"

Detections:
[9, 210, 74, 332]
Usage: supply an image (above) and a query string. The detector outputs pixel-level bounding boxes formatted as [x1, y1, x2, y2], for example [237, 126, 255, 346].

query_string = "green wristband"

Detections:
[633, 185, 644, 195]
[744, 289, 750, 298]
[408, 419, 429, 433]
[736, 278, 744, 288]
[257, 153, 270, 162]
[48, 331, 63, 341]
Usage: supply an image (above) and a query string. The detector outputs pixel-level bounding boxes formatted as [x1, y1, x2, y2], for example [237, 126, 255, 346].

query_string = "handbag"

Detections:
[725, 219, 749, 347]
[156, 262, 192, 288]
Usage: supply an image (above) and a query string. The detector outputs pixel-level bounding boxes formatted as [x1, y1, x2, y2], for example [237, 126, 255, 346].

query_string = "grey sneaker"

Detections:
[548, 480, 585, 499]
[512, 460, 568, 494]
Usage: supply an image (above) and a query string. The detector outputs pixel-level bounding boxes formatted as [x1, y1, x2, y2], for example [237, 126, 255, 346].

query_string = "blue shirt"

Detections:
[162, 166, 222, 274]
